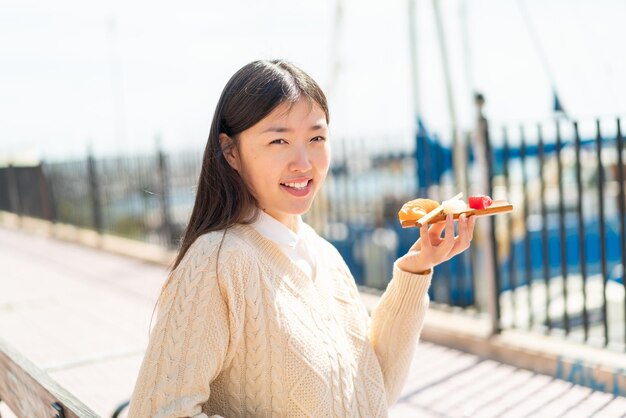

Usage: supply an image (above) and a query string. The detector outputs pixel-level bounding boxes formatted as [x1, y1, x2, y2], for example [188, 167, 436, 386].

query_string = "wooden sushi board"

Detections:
[400, 200, 514, 228]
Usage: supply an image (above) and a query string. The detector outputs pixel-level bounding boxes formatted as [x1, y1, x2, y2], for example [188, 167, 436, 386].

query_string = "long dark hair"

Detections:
[168, 59, 329, 277]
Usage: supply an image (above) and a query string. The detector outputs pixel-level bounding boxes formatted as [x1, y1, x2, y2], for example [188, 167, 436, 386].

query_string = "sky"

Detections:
[1, 0, 625, 163]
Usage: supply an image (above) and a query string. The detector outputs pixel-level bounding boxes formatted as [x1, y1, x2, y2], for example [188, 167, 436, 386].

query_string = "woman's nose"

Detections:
[289, 145, 313, 171]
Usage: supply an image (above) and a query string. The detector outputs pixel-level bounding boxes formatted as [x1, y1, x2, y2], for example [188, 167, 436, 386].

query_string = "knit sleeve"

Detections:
[369, 264, 432, 406]
[127, 236, 245, 418]
[368, 261, 432, 406]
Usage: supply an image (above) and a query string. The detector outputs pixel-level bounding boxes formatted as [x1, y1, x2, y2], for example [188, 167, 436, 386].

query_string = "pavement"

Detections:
[1, 226, 626, 417]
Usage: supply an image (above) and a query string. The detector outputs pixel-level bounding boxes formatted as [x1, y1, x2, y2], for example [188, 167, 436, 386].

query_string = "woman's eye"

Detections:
[270, 139, 287, 145]
[311, 136, 326, 142]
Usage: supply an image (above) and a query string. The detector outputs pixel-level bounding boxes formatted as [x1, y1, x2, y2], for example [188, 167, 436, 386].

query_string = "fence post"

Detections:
[156, 143, 173, 247]
[473, 93, 501, 334]
[36, 163, 55, 222]
[6, 163, 22, 217]
[415, 119, 430, 197]
[87, 150, 102, 232]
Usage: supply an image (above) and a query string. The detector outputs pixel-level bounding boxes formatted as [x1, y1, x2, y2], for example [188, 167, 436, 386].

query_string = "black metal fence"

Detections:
[1, 116, 625, 349]
[0, 151, 202, 247]
[491, 118, 626, 349]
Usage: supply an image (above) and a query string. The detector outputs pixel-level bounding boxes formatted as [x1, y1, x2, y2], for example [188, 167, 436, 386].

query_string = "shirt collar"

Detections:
[251, 211, 304, 248]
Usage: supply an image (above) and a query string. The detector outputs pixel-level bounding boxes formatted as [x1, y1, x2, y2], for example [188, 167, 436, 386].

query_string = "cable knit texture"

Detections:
[127, 224, 432, 418]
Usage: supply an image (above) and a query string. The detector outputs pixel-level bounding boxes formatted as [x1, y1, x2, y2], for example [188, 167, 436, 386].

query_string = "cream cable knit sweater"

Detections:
[127, 224, 432, 418]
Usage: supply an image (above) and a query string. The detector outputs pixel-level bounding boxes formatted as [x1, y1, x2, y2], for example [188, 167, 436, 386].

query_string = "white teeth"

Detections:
[283, 180, 309, 189]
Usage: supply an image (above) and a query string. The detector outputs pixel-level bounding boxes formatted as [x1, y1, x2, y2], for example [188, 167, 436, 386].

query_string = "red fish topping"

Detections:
[468, 195, 493, 210]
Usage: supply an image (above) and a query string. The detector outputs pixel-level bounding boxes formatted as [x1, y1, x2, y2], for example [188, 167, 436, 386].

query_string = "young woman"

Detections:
[127, 59, 475, 418]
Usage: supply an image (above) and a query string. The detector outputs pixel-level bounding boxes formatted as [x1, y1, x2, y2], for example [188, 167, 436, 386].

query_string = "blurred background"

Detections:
[3, 0, 624, 161]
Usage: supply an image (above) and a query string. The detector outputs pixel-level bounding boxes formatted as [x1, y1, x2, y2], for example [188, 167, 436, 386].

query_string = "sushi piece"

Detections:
[441, 198, 467, 215]
[398, 198, 440, 223]
[468, 195, 493, 210]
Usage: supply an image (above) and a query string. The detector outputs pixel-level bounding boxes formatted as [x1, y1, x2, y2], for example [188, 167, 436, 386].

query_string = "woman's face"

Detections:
[222, 98, 330, 227]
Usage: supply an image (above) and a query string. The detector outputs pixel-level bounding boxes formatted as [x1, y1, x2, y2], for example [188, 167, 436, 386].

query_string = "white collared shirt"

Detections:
[250, 211, 317, 280]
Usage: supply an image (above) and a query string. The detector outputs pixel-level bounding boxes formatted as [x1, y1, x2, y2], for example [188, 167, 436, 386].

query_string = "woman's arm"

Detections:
[127, 237, 243, 418]
[368, 265, 432, 406]
[367, 214, 475, 405]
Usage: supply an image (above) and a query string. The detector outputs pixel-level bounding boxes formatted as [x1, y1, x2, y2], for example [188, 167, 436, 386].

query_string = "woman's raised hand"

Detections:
[396, 213, 476, 275]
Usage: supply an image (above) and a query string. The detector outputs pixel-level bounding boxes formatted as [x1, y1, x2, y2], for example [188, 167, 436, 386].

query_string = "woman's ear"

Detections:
[219, 133, 240, 171]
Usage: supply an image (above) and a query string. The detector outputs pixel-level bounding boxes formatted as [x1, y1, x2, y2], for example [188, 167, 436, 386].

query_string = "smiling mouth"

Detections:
[280, 179, 313, 196]
[280, 179, 312, 190]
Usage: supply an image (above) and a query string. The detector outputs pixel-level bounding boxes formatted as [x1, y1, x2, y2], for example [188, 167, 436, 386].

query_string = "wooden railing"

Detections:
[0, 337, 100, 418]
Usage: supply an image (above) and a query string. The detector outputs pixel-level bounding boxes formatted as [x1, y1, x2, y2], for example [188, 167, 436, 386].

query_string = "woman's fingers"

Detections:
[428, 221, 446, 243]
[439, 214, 456, 252]
[447, 214, 474, 258]
[400, 214, 478, 274]
[458, 214, 469, 242]
[460, 214, 476, 246]
[420, 223, 432, 250]
[468, 215, 476, 240]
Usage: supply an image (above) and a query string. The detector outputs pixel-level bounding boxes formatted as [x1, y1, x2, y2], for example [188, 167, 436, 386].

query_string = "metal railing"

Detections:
[492, 118, 625, 349]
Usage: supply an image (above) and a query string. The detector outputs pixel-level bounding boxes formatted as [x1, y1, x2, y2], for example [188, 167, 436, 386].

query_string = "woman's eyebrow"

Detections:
[309, 124, 327, 131]
[261, 124, 327, 134]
